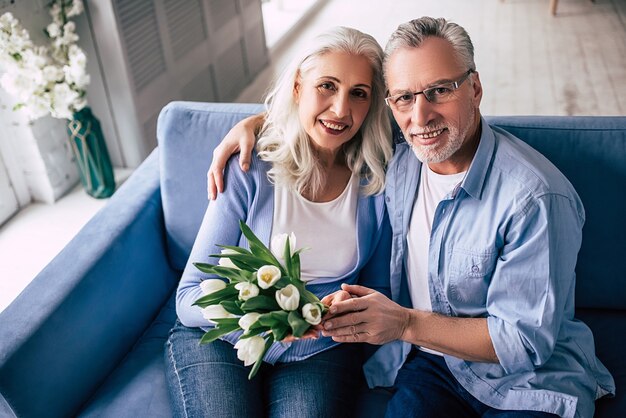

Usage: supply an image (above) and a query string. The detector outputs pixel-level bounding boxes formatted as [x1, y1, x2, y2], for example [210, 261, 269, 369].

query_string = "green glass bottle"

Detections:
[67, 107, 116, 198]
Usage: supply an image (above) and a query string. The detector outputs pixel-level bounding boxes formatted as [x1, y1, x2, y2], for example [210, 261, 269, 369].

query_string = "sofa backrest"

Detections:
[157, 101, 263, 271]
[486, 116, 626, 310]
[157, 102, 626, 310]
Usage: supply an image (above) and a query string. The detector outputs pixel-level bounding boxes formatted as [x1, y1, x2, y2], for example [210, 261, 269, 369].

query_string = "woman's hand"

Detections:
[207, 113, 264, 200]
[319, 289, 353, 320]
[274, 292, 350, 343]
[320, 284, 410, 345]
[280, 328, 321, 343]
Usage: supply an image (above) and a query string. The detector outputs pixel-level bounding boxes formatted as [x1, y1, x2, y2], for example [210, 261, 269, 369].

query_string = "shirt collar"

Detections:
[459, 117, 495, 200]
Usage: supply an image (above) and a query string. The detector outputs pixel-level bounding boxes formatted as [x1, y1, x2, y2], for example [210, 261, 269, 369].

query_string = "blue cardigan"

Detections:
[176, 152, 392, 363]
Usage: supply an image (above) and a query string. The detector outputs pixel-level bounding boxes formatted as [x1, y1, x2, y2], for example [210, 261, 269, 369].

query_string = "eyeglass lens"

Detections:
[387, 70, 472, 111]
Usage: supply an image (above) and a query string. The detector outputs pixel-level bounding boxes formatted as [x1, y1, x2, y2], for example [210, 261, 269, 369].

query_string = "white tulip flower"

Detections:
[235, 282, 259, 301]
[217, 249, 240, 270]
[201, 305, 236, 323]
[302, 303, 322, 325]
[199, 279, 226, 295]
[256, 265, 281, 289]
[275, 284, 300, 311]
[234, 336, 265, 366]
[271, 232, 296, 260]
[238, 312, 261, 332]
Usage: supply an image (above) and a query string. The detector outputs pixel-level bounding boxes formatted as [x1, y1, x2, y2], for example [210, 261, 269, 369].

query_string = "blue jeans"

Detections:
[386, 348, 559, 418]
[165, 320, 365, 418]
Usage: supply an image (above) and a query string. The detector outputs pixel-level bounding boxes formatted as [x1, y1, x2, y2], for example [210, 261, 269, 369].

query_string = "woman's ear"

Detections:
[293, 72, 301, 104]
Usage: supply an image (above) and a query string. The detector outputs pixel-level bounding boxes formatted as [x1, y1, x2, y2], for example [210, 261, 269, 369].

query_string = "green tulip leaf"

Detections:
[209, 253, 271, 270]
[239, 221, 284, 270]
[193, 263, 250, 282]
[193, 286, 238, 307]
[271, 323, 289, 341]
[212, 318, 241, 326]
[268, 310, 289, 325]
[256, 310, 288, 327]
[216, 244, 252, 255]
[290, 252, 301, 282]
[241, 295, 280, 312]
[199, 321, 241, 344]
[220, 300, 244, 316]
[288, 310, 310, 338]
[283, 237, 293, 275]
[240, 325, 270, 338]
[272, 277, 291, 289]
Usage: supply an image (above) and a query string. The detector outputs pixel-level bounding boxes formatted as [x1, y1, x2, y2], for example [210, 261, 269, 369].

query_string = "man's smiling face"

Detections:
[385, 36, 483, 174]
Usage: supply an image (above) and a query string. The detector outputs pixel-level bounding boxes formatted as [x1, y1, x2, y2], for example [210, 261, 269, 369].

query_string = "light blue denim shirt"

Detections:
[364, 118, 615, 418]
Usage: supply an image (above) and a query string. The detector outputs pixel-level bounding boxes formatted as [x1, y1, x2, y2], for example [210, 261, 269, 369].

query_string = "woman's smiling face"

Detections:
[294, 51, 373, 154]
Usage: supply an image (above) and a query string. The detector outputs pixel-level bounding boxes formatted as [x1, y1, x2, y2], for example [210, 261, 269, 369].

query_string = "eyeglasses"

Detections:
[384, 69, 474, 112]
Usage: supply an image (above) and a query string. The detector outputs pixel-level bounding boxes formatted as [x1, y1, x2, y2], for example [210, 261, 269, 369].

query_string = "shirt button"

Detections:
[385, 196, 390, 202]
[471, 265, 479, 273]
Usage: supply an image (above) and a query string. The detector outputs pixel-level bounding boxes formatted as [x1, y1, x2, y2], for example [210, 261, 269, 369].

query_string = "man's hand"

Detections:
[264, 290, 352, 344]
[207, 113, 264, 200]
[320, 283, 410, 345]
[322, 284, 498, 363]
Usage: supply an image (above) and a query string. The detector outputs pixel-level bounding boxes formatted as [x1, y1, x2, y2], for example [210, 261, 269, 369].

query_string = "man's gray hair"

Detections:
[384, 17, 476, 79]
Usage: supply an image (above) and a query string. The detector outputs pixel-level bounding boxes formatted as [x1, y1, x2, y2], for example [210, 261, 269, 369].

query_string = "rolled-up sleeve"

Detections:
[486, 193, 584, 374]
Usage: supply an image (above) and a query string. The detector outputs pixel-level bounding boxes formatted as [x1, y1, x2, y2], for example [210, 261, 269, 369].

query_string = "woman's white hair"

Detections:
[257, 26, 392, 197]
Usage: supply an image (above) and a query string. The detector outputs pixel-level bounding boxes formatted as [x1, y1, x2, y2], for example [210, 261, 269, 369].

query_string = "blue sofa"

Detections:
[1, 102, 624, 417]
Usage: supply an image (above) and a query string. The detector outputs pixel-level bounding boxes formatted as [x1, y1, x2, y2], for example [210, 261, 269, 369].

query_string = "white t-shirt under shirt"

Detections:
[271, 175, 359, 282]
[406, 164, 466, 355]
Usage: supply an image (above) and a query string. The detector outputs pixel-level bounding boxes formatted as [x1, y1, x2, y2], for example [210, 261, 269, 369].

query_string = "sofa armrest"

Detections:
[0, 150, 179, 417]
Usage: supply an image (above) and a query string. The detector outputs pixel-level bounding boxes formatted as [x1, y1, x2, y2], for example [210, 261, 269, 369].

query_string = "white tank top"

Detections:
[271, 175, 359, 283]
[407, 164, 465, 355]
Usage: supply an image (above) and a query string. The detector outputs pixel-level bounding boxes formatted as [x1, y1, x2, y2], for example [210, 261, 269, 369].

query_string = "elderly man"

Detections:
[206, 17, 614, 418]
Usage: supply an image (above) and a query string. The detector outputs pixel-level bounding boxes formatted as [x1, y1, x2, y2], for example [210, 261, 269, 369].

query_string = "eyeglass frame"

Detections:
[384, 69, 475, 110]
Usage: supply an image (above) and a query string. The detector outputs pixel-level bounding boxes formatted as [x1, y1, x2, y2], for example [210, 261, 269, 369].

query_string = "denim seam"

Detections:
[167, 339, 190, 418]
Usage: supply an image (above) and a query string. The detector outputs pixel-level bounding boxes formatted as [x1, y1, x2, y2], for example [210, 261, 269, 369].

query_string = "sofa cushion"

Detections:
[77, 294, 177, 417]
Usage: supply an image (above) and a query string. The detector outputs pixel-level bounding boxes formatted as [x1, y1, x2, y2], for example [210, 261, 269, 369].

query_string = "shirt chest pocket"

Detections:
[446, 249, 498, 306]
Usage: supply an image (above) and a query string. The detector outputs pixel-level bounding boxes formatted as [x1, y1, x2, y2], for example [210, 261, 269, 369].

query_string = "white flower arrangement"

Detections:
[194, 221, 327, 379]
[0, 0, 89, 120]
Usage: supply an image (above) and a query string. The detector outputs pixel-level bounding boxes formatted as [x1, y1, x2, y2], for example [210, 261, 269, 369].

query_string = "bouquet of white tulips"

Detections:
[193, 221, 326, 379]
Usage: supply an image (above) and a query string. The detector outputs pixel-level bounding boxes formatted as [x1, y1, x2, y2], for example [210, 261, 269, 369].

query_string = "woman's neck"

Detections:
[314, 146, 344, 169]
[301, 150, 352, 203]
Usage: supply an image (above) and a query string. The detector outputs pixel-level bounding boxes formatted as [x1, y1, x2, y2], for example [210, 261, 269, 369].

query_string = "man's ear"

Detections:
[470, 71, 483, 107]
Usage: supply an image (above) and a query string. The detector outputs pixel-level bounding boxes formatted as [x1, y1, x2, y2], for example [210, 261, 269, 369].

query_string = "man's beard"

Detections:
[408, 105, 476, 164]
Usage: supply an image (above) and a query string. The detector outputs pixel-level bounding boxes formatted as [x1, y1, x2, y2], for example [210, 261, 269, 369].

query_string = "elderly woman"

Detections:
[164, 27, 393, 417]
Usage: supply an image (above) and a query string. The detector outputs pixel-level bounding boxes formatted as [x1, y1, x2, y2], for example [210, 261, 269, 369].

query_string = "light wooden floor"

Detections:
[238, 0, 626, 116]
